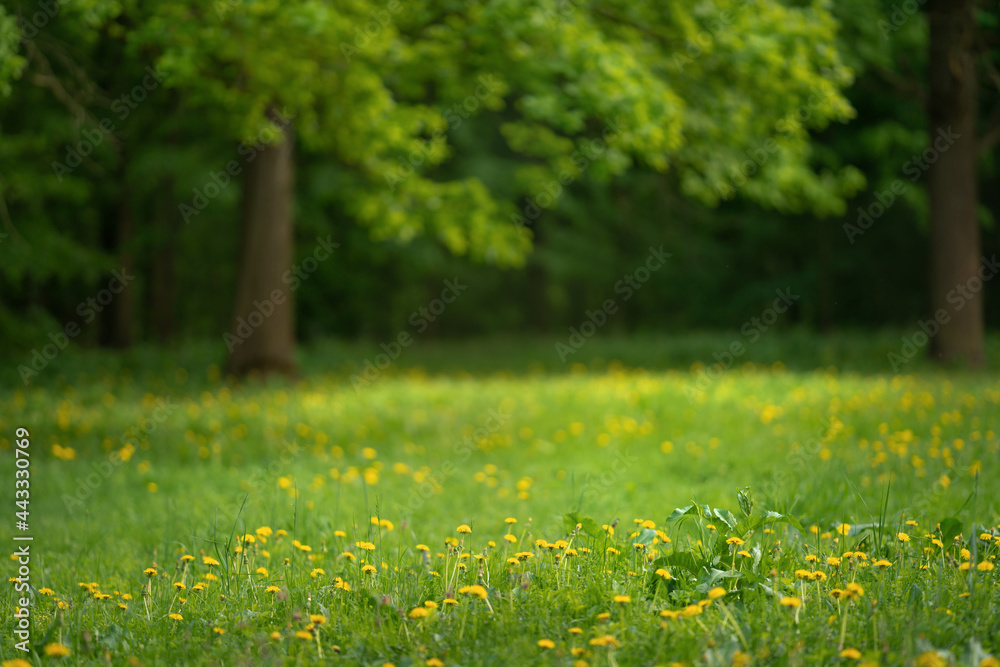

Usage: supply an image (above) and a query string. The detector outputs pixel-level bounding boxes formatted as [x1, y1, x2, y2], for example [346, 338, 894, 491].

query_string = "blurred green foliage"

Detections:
[0, 0, 997, 352]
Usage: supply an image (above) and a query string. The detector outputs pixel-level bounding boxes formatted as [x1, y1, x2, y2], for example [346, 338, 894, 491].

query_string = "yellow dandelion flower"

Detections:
[144, 568, 157, 577]
[457, 524, 472, 534]
[295, 630, 312, 640]
[726, 537, 744, 546]
[836, 523, 851, 536]
[537, 639, 555, 649]
[845, 582, 865, 598]
[269, 631, 282, 641]
[172, 582, 186, 590]
[38, 587, 54, 595]
[840, 648, 862, 659]
[898, 533, 910, 542]
[426, 660, 444, 667]
[457, 585, 487, 599]
[168, 613, 183, 620]
[589, 634, 621, 648]
[917, 651, 948, 667]
[977, 561, 995, 571]
[780, 596, 802, 608]
[265, 586, 281, 594]
[202, 556, 220, 566]
[707, 586, 727, 600]
[356, 541, 375, 551]
[613, 595, 631, 604]
[43, 643, 71, 657]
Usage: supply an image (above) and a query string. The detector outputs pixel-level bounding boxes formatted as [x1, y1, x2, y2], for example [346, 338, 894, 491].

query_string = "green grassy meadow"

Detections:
[1, 334, 999, 666]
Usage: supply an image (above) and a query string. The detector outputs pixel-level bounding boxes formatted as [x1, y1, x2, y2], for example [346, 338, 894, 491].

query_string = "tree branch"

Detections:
[872, 65, 926, 105]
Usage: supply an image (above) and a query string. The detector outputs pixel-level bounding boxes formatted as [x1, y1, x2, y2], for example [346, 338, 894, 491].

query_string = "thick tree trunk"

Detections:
[225, 121, 297, 377]
[926, 0, 985, 367]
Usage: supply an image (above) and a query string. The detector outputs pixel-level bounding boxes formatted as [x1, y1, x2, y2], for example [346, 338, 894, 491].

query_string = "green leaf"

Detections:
[713, 508, 739, 531]
[651, 551, 704, 576]
[564, 512, 602, 539]
[939, 517, 963, 546]
[737, 487, 754, 518]
[634, 528, 658, 546]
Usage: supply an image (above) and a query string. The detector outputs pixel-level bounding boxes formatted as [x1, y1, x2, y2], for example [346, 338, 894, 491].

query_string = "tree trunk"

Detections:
[225, 120, 297, 377]
[926, 0, 985, 367]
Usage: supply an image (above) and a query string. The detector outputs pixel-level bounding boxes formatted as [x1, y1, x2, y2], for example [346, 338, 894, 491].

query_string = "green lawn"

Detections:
[1, 334, 999, 666]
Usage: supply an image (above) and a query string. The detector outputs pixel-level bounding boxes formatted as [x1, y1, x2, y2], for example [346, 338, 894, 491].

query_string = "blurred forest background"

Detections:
[1, 0, 998, 376]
